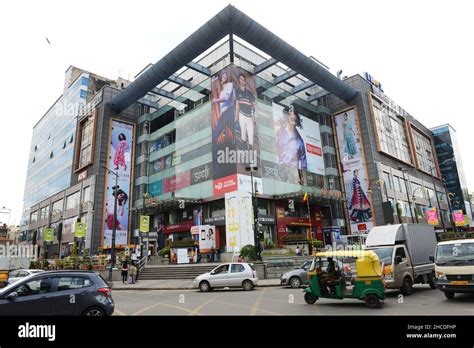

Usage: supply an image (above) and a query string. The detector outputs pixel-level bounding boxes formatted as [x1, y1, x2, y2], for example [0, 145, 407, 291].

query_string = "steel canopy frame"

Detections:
[110, 5, 357, 113]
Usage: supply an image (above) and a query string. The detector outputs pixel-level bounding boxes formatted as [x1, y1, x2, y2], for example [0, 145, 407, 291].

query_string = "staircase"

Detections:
[138, 264, 216, 280]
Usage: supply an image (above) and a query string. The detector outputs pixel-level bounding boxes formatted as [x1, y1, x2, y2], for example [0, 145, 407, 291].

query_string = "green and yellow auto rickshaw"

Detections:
[303, 250, 385, 308]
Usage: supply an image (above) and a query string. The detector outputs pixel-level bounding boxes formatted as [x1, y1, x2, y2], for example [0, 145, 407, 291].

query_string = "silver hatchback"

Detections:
[194, 263, 259, 292]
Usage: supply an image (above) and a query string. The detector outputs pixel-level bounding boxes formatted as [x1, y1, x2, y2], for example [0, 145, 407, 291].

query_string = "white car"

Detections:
[7, 269, 44, 284]
[194, 263, 258, 292]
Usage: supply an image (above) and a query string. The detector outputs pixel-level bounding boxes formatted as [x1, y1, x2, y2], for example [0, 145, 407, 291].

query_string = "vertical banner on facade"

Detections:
[139, 215, 150, 233]
[225, 191, 254, 252]
[272, 103, 325, 185]
[453, 209, 464, 226]
[426, 207, 439, 225]
[103, 120, 134, 247]
[212, 64, 261, 195]
[44, 228, 54, 242]
[333, 108, 373, 234]
[74, 222, 86, 238]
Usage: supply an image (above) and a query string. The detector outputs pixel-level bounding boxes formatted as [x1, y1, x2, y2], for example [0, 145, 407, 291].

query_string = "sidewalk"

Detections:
[111, 278, 282, 290]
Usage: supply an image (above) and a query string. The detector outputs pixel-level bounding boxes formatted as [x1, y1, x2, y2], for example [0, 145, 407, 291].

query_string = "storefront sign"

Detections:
[258, 215, 275, 225]
[163, 172, 191, 193]
[213, 174, 238, 196]
[191, 163, 213, 185]
[164, 220, 194, 233]
[426, 207, 439, 225]
[204, 216, 226, 226]
[453, 210, 465, 226]
[261, 160, 279, 180]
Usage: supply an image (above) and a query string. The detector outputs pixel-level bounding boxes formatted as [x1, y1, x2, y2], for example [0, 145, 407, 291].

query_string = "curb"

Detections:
[112, 283, 283, 291]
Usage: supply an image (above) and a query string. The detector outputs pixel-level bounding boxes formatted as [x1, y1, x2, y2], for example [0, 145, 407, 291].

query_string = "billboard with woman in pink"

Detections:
[333, 108, 373, 234]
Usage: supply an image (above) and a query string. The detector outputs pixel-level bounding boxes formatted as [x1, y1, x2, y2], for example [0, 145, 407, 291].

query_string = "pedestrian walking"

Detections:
[129, 263, 137, 284]
[121, 261, 129, 284]
[147, 249, 152, 261]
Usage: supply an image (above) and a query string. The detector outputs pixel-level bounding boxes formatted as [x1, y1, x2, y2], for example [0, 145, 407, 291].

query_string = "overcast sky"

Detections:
[1, 0, 473, 225]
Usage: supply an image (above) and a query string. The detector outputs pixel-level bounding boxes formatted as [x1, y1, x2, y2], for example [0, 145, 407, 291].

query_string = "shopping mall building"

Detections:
[21, 5, 454, 257]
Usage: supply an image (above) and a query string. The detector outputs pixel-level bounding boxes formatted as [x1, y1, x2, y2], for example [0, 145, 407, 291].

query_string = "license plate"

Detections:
[450, 281, 468, 286]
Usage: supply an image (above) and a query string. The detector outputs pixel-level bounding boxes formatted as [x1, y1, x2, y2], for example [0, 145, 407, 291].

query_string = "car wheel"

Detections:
[199, 281, 211, 292]
[83, 306, 105, 316]
[289, 276, 302, 288]
[444, 291, 455, 300]
[428, 273, 437, 289]
[304, 292, 318, 305]
[242, 280, 254, 291]
[400, 277, 413, 296]
[365, 294, 383, 309]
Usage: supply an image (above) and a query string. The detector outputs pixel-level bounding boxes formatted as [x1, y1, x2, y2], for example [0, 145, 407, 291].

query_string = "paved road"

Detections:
[112, 285, 474, 316]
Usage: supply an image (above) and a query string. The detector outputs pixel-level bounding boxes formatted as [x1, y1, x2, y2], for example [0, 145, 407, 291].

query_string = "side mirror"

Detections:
[210, 271, 215, 275]
[395, 256, 403, 264]
[429, 256, 434, 262]
[6, 292, 18, 300]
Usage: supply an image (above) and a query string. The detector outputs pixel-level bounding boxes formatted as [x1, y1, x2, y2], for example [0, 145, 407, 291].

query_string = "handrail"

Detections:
[137, 255, 147, 271]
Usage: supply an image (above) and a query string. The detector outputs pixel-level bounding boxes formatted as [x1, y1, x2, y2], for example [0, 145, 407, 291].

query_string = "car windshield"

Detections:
[371, 248, 394, 265]
[436, 243, 474, 265]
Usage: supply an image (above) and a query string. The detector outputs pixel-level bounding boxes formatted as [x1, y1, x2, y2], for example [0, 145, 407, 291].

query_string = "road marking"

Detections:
[250, 288, 266, 315]
[132, 302, 194, 315]
[189, 294, 220, 316]
[213, 299, 281, 316]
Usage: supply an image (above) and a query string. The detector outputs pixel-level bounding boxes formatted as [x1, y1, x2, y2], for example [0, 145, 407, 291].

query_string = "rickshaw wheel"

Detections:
[364, 294, 382, 309]
[304, 292, 318, 305]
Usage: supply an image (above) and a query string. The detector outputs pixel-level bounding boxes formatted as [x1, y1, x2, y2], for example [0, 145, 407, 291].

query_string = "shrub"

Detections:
[240, 244, 257, 261]
[281, 234, 308, 242]
[170, 238, 196, 248]
[159, 246, 171, 257]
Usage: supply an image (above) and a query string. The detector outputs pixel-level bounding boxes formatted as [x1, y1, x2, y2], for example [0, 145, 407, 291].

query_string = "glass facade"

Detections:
[21, 73, 90, 226]
[432, 125, 473, 227]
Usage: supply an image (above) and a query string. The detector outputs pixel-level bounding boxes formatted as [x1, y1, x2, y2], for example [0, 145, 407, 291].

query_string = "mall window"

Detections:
[371, 95, 413, 164]
[383, 172, 393, 190]
[82, 187, 90, 203]
[66, 192, 80, 210]
[411, 126, 436, 174]
[30, 211, 38, 223]
[52, 199, 63, 213]
[150, 108, 175, 133]
[75, 114, 95, 170]
[150, 131, 176, 152]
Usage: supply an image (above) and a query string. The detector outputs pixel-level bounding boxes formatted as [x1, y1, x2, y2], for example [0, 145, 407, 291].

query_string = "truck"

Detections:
[0, 257, 31, 288]
[433, 238, 474, 300]
[364, 223, 438, 295]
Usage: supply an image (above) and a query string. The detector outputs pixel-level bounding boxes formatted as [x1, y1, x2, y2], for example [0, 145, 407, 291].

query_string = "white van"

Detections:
[433, 239, 474, 299]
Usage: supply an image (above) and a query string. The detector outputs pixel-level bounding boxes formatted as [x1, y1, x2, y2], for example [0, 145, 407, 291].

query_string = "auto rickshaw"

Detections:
[303, 250, 385, 308]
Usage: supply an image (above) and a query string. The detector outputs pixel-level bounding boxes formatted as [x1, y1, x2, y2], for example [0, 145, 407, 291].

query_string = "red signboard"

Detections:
[213, 174, 238, 196]
[357, 224, 367, 231]
[164, 220, 194, 233]
[163, 172, 190, 193]
[306, 143, 322, 156]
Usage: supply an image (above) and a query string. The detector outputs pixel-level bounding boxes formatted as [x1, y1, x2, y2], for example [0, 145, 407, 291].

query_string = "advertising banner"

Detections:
[148, 180, 163, 197]
[163, 172, 190, 193]
[139, 215, 150, 233]
[44, 227, 54, 242]
[333, 108, 373, 234]
[212, 65, 261, 181]
[213, 174, 238, 196]
[225, 191, 254, 252]
[191, 163, 212, 185]
[103, 120, 134, 247]
[272, 103, 325, 185]
[194, 225, 216, 253]
[453, 209, 465, 226]
[74, 222, 86, 238]
[426, 207, 439, 225]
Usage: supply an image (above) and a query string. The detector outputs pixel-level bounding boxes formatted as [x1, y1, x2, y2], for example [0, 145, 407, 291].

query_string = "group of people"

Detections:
[121, 261, 139, 284]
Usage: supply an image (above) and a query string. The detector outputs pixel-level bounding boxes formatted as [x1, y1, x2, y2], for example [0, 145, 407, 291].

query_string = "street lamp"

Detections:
[101, 165, 119, 282]
[398, 167, 415, 223]
[245, 166, 261, 261]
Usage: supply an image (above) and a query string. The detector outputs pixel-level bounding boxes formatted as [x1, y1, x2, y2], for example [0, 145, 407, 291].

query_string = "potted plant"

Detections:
[240, 244, 257, 261]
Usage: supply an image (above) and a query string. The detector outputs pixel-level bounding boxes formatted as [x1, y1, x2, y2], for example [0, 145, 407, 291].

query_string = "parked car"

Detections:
[281, 259, 353, 288]
[194, 263, 258, 292]
[0, 271, 114, 316]
[7, 269, 44, 285]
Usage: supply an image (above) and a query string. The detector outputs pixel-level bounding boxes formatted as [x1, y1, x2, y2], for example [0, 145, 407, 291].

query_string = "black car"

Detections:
[0, 271, 114, 316]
